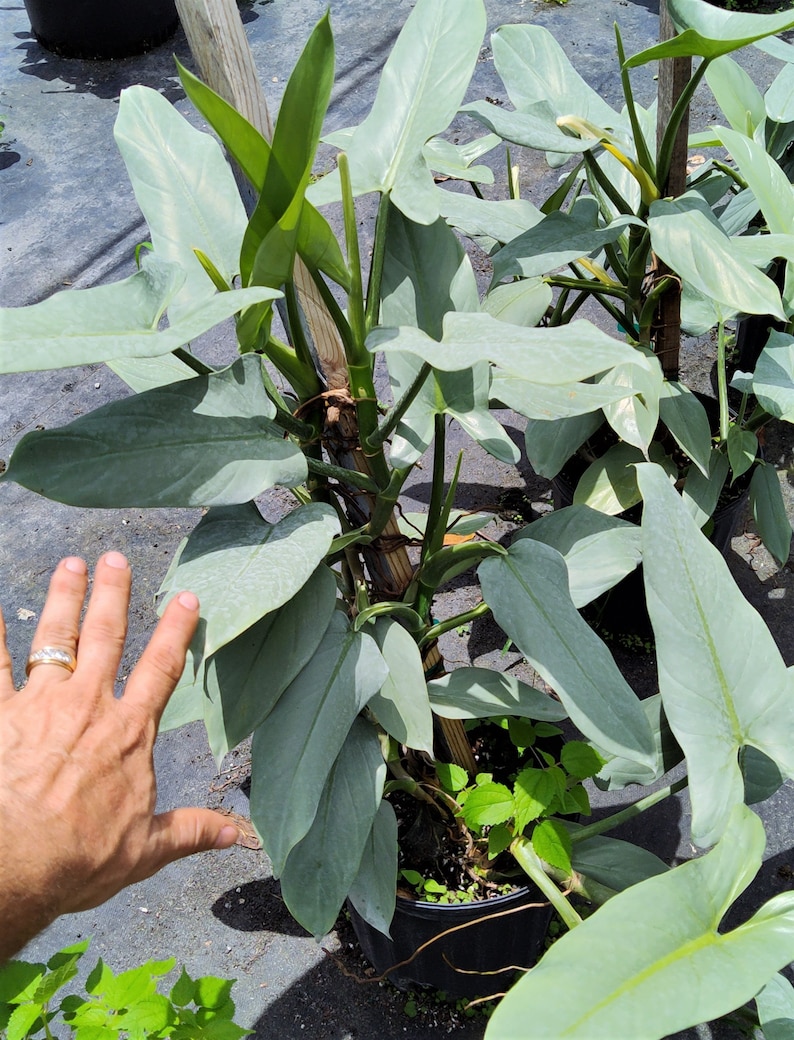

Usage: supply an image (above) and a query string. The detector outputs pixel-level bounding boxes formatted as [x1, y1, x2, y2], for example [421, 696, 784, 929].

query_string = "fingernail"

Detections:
[64, 557, 87, 574]
[104, 552, 129, 570]
[214, 825, 239, 849]
[177, 591, 200, 612]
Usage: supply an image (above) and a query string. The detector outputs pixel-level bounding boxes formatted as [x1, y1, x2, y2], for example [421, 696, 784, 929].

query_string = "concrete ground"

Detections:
[2, 0, 794, 1037]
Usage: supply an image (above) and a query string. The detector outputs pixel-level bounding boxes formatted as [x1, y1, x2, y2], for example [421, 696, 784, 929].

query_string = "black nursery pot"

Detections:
[24, 0, 179, 59]
[348, 886, 552, 1000]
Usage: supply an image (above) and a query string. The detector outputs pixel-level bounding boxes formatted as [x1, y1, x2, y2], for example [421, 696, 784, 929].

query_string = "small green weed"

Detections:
[0, 940, 251, 1040]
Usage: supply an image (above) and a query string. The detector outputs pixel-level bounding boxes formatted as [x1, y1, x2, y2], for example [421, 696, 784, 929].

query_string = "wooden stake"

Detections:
[654, 0, 691, 381]
[174, 0, 475, 773]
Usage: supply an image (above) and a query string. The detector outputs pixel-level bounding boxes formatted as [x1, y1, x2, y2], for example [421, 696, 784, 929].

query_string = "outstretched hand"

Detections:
[0, 553, 239, 961]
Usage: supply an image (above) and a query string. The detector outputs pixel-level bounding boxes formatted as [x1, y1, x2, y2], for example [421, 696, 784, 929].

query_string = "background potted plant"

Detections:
[4, 0, 794, 1033]
[23, 0, 179, 59]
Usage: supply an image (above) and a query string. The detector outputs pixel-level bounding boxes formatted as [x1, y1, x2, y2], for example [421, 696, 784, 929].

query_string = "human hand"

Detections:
[0, 553, 239, 961]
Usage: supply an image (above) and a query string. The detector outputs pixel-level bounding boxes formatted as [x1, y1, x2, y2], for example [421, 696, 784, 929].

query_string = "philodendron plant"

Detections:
[3, 0, 794, 1035]
[459, 0, 794, 566]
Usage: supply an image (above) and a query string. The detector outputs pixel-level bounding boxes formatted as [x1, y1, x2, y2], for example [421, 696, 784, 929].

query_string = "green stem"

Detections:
[570, 777, 689, 844]
[638, 275, 675, 340]
[339, 152, 367, 350]
[173, 347, 213, 376]
[417, 601, 491, 650]
[656, 58, 711, 191]
[263, 333, 321, 401]
[545, 276, 631, 301]
[717, 320, 730, 442]
[542, 863, 619, 906]
[584, 151, 635, 216]
[364, 192, 391, 333]
[511, 836, 583, 930]
[365, 362, 432, 451]
[616, 23, 655, 180]
[305, 455, 380, 493]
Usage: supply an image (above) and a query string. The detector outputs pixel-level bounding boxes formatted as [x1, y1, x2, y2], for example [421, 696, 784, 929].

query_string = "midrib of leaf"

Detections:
[560, 927, 719, 1036]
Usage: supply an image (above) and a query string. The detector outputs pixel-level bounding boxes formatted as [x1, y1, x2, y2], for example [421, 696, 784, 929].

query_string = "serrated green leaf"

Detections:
[436, 762, 469, 794]
[170, 967, 195, 1008]
[0, 962, 46, 1005]
[460, 782, 515, 829]
[531, 818, 572, 873]
[193, 977, 234, 1011]
[513, 768, 561, 833]
[561, 741, 605, 780]
[6, 1003, 47, 1040]
[488, 823, 513, 859]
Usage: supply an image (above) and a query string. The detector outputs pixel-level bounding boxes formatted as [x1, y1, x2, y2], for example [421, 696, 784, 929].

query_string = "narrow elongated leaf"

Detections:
[638, 463, 794, 846]
[0, 255, 278, 374]
[626, 0, 794, 65]
[204, 566, 338, 759]
[114, 86, 247, 322]
[648, 195, 785, 319]
[250, 613, 388, 875]
[307, 0, 486, 223]
[280, 719, 386, 937]
[516, 506, 642, 609]
[766, 63, 794, 124]
[487, 807, 794, 1040]
[428, 668, 567, 722]
[158, 501, 340, 658]
[2, 356, 306, 507]
[753, 331, 794, 421]
[479, 540, 655, 765]
[368, 618, 434, 754]
[370, 313, 638, 384]
[749, 462, 793, 567]
[348, 801, 398, 937]
[681, 447, 730, 528]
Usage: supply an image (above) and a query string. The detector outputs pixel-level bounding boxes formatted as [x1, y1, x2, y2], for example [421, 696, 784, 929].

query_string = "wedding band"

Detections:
[25, 647, 77, 677]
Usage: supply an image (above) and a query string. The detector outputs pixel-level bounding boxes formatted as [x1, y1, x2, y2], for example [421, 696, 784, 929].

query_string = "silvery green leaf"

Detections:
[482, 278, 552, 328]
[307, 0, 486, 223]
[368, 619, 434, 754]
[638, 463, 794, 846]
[438, 191, 545, 252]
[714, 127, 794, 237]
[601, 356, 663, 455]
[524, 412, 603, 480]
[348, 801, 398, 937]
[279, 719, 386, 938]
[749, 463, 792, 568]
[487, 806, 794, 1040]
[250, 613, 389, 875]
[594, 694, 683, 791]
[369, 313, 638, 383]
[659, 382, 713, 478]
[756, 973, 794, 1040]
[428, 667, 567, 721]
[705, 57, 765, 136]
[158, 501, 340, 659]
[0, 254, 278, 374]
[516, 506, 641, 608]
[491, 372, 633, 422]
[114, 86, 247, 323]
[109, 352, 199, 393]
[681, 448, 730, 529]
[479, 540, 654, 765]
[203, 567, 338, 760]
[2, 356, 305, 508]
[766, 63, 794, 123]
[422, 136, 497, 184]
[753, 331, 794, 421]
[565, 826, 669, 891]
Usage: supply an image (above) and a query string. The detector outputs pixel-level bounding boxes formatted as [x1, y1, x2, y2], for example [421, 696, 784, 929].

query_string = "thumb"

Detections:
[149, 807, 240, 870]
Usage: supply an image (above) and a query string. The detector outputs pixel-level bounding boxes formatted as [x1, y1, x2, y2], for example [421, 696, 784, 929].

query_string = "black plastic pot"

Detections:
[24, 0, 178, 59]
[348, 886, 552, 999]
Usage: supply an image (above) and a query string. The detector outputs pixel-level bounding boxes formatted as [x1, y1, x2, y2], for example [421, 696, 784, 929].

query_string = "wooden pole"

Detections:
[174, 0, 475, 773]
[654, 0, 691, 381]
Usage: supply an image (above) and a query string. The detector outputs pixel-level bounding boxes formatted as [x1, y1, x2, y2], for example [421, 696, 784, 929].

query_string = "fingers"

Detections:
[74, 552, 132, 689]
[0, 608, 15, 702]
[26, 557, 88, 688]
[145, 808, 239, 876]
[123, 591, 200, 722]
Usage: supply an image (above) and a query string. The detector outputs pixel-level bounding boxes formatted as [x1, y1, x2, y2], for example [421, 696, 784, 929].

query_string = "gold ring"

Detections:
[25, 647, 77, 677]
